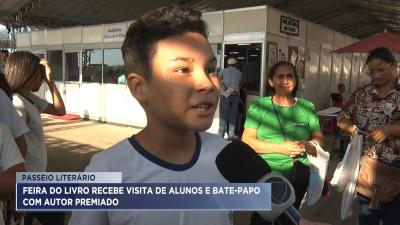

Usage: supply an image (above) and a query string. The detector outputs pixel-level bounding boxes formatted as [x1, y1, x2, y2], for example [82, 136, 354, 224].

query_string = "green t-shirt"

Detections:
[244, 96, 321, 177]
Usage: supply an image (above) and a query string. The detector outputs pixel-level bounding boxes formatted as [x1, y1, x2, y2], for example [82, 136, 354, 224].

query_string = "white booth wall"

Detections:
[16, 5, 364, 130]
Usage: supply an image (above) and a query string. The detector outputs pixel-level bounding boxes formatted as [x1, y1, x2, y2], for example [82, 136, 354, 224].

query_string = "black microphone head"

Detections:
[216, 141, 271, 183]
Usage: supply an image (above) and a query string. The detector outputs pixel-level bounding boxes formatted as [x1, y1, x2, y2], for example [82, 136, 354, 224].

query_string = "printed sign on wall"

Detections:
[280, 16, 299, 36]
[104, 23, 127, 42]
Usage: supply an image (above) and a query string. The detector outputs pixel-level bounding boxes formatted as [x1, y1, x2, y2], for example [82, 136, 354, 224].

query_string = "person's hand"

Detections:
[299, 140, 317, 155]
[369, 126, 392, 143]
[280, 141, 305, 158]
[7, 198, 25, 221]
[349, 125, 357, 136]
[40, 59, 52, 84]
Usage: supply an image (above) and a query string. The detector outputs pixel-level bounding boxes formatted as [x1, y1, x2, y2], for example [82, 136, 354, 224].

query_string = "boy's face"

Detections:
[133, 32, 220, 132]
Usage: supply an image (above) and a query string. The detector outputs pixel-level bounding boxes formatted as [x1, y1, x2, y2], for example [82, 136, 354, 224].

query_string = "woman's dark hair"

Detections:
[4, 51, 40, 93]
[365, 47, 396, 65]
[0, 72, 12, 100]
[267, 61, 299, 97]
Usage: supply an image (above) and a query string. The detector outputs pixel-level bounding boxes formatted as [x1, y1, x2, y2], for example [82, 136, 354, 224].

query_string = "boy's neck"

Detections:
[134, 124, 197, 165]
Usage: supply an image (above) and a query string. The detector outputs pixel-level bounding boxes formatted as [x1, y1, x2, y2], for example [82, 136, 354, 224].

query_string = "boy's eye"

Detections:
[175, 67, 191, 74]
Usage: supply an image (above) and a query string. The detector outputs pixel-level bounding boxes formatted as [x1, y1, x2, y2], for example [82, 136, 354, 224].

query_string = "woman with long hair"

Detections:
[4, 51, 65, 225]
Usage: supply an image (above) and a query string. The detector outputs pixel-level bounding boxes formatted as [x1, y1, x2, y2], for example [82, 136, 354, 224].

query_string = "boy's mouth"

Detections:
[192, 102, 215, 116]
[194, 103, 211, 111]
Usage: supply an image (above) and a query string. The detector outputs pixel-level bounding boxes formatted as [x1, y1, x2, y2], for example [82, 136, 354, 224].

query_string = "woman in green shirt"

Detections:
[242, 61, 324, 224]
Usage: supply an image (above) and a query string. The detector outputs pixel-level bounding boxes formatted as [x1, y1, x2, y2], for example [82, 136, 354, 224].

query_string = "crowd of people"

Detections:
[0, 4, 399, 225]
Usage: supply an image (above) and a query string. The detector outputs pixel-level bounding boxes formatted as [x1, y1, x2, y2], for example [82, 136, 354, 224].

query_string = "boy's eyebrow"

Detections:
[169, 57, 195, 63]
[169, 56, 216, 64]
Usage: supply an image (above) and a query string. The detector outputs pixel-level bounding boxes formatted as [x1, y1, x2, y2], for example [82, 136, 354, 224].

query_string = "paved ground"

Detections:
[41, 116, 359, 225]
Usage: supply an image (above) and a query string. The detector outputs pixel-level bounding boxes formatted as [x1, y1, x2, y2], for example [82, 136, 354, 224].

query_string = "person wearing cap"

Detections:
[218, 58, 242, 140]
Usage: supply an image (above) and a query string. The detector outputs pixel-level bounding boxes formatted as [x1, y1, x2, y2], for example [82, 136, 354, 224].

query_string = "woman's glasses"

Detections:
[365, 63, 394, 77]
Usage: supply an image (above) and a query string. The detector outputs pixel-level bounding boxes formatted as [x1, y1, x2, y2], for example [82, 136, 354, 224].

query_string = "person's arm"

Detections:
[300, 131, 324, 155]
[337, 90, 359, 135]
[14, 135, 27, 158]
[0, 163, 25, 200]
[219, 70, 227, 90]
[338, 117, 357, 135]
[369, 124, 400, 143]
[40, 60, 66, 116]
[0, 124, 25, 200]
[299, 100, 324, 155]
[0, 90, 29, 157]
[242, 128, 305, 157]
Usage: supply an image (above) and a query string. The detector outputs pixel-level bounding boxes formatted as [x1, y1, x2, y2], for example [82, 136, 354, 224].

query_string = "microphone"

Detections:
[216, 141, 300, 224]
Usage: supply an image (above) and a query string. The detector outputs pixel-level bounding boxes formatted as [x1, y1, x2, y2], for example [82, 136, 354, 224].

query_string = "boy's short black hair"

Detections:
[121, 5, 208, 80]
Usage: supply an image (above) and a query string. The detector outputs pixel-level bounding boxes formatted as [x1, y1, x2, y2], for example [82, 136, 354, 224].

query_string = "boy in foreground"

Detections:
[68, 5, 232, 225]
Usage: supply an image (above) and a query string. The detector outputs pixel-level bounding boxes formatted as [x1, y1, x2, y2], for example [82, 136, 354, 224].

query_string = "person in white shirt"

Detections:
[0, 72, 28, 158]
[4, 51, 66, 225]
[69, 5, 232, 225]
[0, 123, 25, 225]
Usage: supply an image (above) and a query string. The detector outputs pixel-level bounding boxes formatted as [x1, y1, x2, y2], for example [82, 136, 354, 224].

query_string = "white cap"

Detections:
[227, 58, 237, 65]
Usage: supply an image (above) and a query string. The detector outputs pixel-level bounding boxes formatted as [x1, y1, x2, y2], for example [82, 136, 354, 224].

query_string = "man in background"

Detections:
[218, 58, 242, 140]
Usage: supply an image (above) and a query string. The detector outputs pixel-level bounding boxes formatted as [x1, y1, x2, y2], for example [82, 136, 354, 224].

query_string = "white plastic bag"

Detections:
[306, 141, 330, 206]
[329, 134, 363, 219]
[340, 134, 363, 219]
[330, 143, 352, 191]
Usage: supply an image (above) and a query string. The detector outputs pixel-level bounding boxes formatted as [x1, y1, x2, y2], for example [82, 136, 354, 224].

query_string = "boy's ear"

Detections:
[268, 78, 274, 88]
[126, 73, 147, 103]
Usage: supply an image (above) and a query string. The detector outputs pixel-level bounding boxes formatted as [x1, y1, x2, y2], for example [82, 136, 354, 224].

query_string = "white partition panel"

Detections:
[303, 42, 320, 108]
[350, 53, 361, 92]
[267, 33, 289, 63]
[344, 35, 354, 46]
[82, 25, 103, 43]
[318, 47, 332, 109]
[202, 11, 223, 43]
[65, 83, 80, 114]
[31, 31, 46, 46]
[224, 6, 266, 34]
[331, 32, 345, 93]
[46, 30, 63, 45]
[15, 32, 31, 47]
[307, 24, 334, 50]
[342, 54, 352, 96]
[331, 54, 343, 93]
[105, 84, 147, 127]
[63, 27, 82, 44]
[80, 83, 102, 119]
[359, 54, 370, 86]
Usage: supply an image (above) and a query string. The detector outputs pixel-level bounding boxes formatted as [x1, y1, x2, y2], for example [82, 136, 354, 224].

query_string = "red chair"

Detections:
[320, 115, 338, 135]
[319, 115, 339, 150]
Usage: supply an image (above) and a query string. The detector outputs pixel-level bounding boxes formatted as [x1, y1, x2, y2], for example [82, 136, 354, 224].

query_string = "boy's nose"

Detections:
[194, 69, 216, 92]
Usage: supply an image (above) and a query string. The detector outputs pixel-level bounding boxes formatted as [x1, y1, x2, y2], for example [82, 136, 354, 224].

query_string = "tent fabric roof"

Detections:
[332, 31, 400, 53]
[0, 0, 399, 39]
